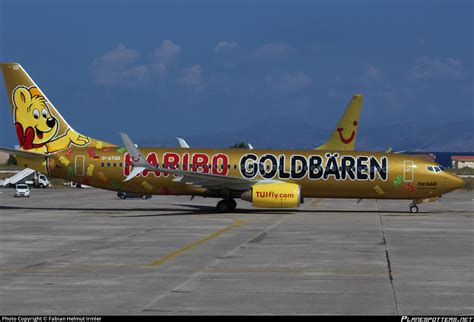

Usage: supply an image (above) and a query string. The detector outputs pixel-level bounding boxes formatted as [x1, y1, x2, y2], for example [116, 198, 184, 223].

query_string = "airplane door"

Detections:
[403, 160, 414, 182]
[75, 155, 85, 176]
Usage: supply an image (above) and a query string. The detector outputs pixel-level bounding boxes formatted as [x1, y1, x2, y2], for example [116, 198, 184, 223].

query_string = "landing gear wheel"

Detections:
[409, 204, 419, 214]
[217, 200, 230, 213]
[228, 199, 237, 211]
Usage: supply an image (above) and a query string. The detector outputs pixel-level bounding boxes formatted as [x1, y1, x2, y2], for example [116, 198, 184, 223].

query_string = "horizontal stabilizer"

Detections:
[0, 146, 47, 159]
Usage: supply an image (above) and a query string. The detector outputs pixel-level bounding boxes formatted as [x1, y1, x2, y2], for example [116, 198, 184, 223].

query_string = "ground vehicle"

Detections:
[14, 183, 30, 197]
[25, 173, 50, 188]
[117, 192, 152, 200]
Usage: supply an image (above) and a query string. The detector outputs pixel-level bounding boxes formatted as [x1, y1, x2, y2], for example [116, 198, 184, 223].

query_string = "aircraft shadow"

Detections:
[0, 204, 441, 216]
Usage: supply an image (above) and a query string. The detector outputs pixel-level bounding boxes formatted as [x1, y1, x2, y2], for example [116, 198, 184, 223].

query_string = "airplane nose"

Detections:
[447, 174, 464, 191]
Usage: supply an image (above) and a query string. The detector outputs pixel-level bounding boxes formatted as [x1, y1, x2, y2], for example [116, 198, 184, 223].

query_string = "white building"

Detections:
[451, 156, 474, 169]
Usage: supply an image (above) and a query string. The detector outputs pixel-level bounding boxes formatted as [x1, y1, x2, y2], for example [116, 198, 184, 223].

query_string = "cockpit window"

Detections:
[427, 165, 443, 173]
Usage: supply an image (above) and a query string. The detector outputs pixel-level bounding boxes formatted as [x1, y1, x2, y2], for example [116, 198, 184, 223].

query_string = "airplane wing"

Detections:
[120, 133, 257, 191]
[0, 146, 48, 160]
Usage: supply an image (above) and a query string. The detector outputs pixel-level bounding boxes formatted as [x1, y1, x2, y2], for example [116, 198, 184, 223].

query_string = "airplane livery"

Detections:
[0, 63, 464, 213]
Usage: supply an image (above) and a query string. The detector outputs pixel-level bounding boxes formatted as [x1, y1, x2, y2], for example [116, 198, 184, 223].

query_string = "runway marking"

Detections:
[311, 198, 325, 206]
[148, 218, 246, 267]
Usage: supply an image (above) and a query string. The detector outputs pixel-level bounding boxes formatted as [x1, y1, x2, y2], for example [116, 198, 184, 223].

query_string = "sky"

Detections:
[0, 0, 472, 148]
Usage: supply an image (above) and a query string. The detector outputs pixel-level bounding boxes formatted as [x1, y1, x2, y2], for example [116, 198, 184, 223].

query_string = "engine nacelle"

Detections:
[241, 182, 302, 208]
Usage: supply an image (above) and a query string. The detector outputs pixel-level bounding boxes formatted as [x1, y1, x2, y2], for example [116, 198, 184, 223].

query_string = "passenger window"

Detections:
[427, 166, 433, 172]
[107, 163, 110, 167]
[101, 163, 104, 167]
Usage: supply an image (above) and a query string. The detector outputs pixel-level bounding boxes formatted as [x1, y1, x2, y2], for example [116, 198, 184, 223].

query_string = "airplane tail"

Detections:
[1, 63, 115, 154]
[315, 94, 362, 151]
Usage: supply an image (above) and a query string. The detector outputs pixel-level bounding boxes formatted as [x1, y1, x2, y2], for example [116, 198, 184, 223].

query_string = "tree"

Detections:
[230, 142, 247, 148]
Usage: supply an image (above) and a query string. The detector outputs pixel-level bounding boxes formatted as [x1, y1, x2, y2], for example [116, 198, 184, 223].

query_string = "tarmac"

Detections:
[0, 188, 472, 315]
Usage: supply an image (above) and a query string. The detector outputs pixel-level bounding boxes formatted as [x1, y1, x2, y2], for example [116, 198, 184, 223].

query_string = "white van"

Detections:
[15, 183, 30, 197]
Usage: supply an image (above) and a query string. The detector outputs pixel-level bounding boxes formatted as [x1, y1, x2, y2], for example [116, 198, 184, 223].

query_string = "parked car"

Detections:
[15, 183, 30, 197]
[117, 192, 152, 200]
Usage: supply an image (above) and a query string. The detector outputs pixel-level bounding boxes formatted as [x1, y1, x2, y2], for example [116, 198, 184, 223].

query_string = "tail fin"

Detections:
[1, 63, 114, 154]
[315, 94, 362, 151]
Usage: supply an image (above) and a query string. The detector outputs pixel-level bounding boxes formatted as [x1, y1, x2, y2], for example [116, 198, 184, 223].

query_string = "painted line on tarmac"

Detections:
[311, 198, 325, 206]
[148, 218, 246, 267]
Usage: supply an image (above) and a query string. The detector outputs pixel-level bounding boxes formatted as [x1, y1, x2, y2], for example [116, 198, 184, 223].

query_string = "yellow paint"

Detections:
[311, 198, 325, 206]
[244, 182, 300, 208]
[141, 181, 154, 191]
[95, 141, 103, 149]
[97, 171, 108, 182]
[315, 94, 362, 151]
[86, 164, 95, 176]
[149, 219, 245, 267]
[58, 155, 70, 166]
[374, 185, 385, 195]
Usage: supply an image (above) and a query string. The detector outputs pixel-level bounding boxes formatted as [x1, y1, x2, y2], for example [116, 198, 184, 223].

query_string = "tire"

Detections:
[409, 204, 419, 214]
[142, 195, 148, 200]
[216, 200, 230, 213]
[119, 194, 127, 200]
[228, 199, 237, 211]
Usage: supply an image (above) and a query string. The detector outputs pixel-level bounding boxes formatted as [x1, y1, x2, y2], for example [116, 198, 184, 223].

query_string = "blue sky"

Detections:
[0, 0, 472, 147]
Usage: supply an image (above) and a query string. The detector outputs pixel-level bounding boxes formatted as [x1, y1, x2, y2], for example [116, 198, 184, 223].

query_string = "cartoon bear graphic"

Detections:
[13, 86, 90, 153]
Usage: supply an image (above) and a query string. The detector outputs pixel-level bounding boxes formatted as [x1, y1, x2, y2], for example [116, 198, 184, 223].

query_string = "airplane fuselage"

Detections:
[18, 146, 462, 201]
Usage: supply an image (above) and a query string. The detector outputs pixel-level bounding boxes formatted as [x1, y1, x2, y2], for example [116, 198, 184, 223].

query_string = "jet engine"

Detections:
[241, 182, 302, 208]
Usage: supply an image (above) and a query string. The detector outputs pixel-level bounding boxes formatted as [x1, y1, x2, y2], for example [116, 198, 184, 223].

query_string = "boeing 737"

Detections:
[0, 63, 464, 213]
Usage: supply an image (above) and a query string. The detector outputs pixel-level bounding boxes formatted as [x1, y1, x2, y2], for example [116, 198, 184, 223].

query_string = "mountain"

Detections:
[138, 119, 474, 152]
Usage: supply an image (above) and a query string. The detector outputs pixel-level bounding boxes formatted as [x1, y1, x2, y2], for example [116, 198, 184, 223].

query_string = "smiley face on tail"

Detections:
[337, 121, 358, 145]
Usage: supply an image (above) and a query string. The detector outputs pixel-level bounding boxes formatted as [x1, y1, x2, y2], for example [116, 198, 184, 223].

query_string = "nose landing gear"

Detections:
[409, 202, 419, 214]
[216, 199, 237, 213]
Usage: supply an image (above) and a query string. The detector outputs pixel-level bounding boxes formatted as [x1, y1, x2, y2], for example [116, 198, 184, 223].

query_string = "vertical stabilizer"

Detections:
[1, 63, 114, 153]
[315, 94, 362, 151]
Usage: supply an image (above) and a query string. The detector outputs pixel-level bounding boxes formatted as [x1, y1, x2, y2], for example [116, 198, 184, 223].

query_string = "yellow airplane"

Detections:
[0, 63, 464, 213]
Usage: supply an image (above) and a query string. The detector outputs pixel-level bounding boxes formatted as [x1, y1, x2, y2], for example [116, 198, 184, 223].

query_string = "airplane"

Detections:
[0, 63, 464, 213]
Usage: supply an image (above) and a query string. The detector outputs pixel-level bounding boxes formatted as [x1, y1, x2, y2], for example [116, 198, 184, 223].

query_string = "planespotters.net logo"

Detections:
[402, 317, 473, 322]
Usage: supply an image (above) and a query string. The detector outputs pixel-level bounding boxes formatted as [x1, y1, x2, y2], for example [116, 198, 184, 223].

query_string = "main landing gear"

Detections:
[216, 199, 237, 213]
[409, 202, 419, 214]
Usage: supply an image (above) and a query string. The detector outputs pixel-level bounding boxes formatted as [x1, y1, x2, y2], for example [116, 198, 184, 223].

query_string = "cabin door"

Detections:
[403, 160, 414, 182]
[75, 155, 85, 176]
